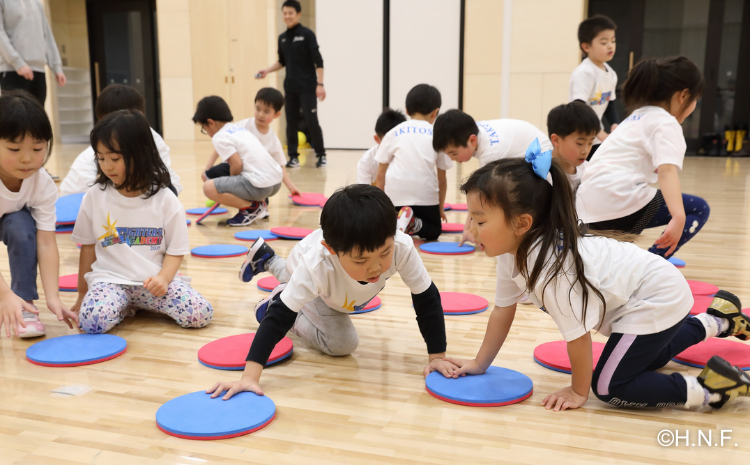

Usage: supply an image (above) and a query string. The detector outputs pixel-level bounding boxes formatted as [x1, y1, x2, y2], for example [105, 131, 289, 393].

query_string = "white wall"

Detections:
[316, 0, 383, 149]
[389, 0, 461, 113]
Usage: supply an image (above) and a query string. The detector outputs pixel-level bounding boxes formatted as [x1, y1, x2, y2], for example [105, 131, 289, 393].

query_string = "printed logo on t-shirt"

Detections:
[342, 294, 376, 313]
[293, 36, 305, 42]
[588, 89, 612, 106]
[622, 113, 644, 124]
[476, 122, 500, 146]
[224, 126, 249, 135]
[394, 125, 433, 137]
[97, 212, 164, 248]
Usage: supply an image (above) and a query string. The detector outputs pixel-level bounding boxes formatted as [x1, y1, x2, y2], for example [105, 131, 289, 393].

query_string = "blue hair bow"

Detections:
[524, 138, 552, 183]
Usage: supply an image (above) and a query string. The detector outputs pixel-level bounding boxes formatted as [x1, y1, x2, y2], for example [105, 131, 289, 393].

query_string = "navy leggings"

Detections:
[592, 315, 705, 408]
[645, 193, 710, 257]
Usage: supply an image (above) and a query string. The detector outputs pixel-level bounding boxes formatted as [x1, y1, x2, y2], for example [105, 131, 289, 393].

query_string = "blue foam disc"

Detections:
[156, 390, 276, 440]
[186, 207, 228, 216]
[419, 242, 475, 255]
[425, 366, 533, 407]
[191, 244, 248, 258]
[186, 219, 191, 226]
[26, 334, 127, 367]
[668, 257, 686, 267]
[55, 224, 74, 234]
[55, 193, 84, 225]
[234, 230, 279, 241]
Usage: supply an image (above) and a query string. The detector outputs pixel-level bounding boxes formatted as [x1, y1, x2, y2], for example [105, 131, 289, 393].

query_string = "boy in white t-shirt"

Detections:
[546, 101, 601, 194]
[203, 88, 301, 216]
[60, 84, 182, 196]
[375, 84, 452, 241]
[569, 15, 620, 159]
[207, 184, 457, 399]
[193, 96, 283, 227]
[357, 108, 406, 185]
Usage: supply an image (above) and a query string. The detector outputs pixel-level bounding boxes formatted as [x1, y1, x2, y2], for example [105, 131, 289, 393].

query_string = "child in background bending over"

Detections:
[72, 110, 212, 333]
[357, 109, 406, 185]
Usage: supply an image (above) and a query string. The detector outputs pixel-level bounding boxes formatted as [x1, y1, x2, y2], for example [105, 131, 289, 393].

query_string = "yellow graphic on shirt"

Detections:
[97, 212, 119, 241]
[588, 86, 612, 106]
[342, 294, 357, 312]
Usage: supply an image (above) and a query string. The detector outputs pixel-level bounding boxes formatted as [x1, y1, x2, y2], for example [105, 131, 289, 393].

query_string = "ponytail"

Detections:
[622, 56, 704, 115]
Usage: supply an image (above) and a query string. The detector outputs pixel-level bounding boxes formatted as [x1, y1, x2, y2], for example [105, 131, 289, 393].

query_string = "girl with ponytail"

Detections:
[576, 56, 709, 259]
[445, 141, 750, 412]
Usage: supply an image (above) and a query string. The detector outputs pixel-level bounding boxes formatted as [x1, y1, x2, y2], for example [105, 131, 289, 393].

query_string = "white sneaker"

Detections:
[17, 307, 45, 338]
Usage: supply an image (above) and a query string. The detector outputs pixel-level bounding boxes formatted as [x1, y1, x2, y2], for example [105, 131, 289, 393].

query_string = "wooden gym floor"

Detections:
[1, 141, 750, 464]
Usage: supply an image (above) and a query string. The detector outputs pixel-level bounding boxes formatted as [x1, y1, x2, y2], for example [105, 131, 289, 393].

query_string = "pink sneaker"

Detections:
[17, 307, 45, 338]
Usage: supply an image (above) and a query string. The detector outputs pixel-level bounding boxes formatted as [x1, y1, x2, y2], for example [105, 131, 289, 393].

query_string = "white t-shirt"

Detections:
[236, 118, 287, 167]
[0, 168, 57, 231]
[280, 229, 433, 313]
[567, 161, 587, 195]
[60, 128, 182, 197]
[576, 106, 686, 223]
[212, 123, 283, 188]
[374, 120, 453, 206]
[475, 119, 553, 168]
[494, 236, 692, 341]
[569, 58, 618, 143]
[356, 145, 379, 184]
[71, 186, 190, 286]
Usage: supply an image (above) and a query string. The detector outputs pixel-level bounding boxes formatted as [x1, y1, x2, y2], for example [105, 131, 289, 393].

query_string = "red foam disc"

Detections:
[687, 280, 719, 296]
[257, 276, 281, 291]
[270, 227, 314, 239]
[364, 296, 381, 310]
[441, 292, 488, 313]
[59, 274, 78, 291]
[198, 333, 294, 369]
[674, 338, 750, 369]
[690, 295, 714, 315]
[450, 203, 468, 211]
[442, 223, 464, 233]
[290, 193, 327, 207]
[533, 341, 605, 373]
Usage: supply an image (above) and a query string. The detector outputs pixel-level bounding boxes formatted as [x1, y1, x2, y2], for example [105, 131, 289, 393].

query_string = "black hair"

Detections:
[622, 56, 704, 116]
[282, 0, 301, 12]
[405, 84, 441, 116]
[375, 108, 406, 138]
[192, 96, 233, 125]
[432, 109, 479, 152]
[547, 101, 601, 138]
[91, 110, 171, 198]
[255, 87, 285, 112]
[320, 184, 397, 255]
[95, 84, 146, 120]
[578, 15, 616, 56]
[0, 90, 53, 162]
[460, 158, 605, 327]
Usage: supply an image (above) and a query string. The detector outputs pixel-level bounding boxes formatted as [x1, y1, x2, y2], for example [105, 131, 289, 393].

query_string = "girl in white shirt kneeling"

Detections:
[71, 110, 213, 334]
[448, 156, 750, 411]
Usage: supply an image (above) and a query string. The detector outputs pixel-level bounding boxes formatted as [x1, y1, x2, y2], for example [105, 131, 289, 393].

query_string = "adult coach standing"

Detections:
[257, 0, 327, 168]
[0, 0, 66, 105]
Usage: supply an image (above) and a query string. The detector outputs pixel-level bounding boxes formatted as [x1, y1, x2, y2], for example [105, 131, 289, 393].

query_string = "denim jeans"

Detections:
[0, 208, 39, 300]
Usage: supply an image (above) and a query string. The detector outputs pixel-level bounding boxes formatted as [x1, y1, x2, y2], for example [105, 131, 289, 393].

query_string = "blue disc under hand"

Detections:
[26, 334, 127, 367]
[425, 366, 533, 407]
[55, 193, 85, 225]
[419, 242, 475, 255]
[156, 390, 276, 439]
[191, 244, 248, 258]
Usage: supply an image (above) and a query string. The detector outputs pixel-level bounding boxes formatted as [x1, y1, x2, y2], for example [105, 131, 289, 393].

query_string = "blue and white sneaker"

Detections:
[226, 202, 266, 227]
[239, 237, 276, 283]
[255, 283, 286, 323]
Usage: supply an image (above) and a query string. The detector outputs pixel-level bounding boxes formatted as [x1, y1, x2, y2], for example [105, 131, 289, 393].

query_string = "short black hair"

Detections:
[375, 108, 406, 138]
[91, 110, 171, 199]
[95, 84, 146, 120]
[546, 101, 600, 138]
[432, 109, 478, 152]
[255, 87, 285, 112]
[192, 96, 233, 125]
[0, 90, 53, 162]
[405, 84, 441, 116]
[578, 15, 616, 54]
[282, 0, 301, 12]
[320, 184, 397, 255]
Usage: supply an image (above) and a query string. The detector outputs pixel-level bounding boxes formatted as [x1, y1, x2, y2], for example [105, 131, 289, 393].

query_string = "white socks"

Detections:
[683, 375, 721, 408]
[694, 313, 730, 340]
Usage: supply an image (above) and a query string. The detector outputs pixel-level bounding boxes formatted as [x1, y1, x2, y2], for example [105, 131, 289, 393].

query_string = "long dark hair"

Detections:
[90, 110, 170, 198]
[0, 90, 53, 162]
[460, 158, 605, 325]
[622, 56, 704, 116]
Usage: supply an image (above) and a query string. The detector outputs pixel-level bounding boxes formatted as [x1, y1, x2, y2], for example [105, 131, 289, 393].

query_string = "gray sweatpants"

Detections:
[267, 256, 359, 356]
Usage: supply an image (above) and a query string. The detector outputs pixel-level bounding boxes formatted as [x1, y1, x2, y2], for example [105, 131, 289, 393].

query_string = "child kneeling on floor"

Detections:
[207, 184, 456, 399]
[71, 110, 212, 333]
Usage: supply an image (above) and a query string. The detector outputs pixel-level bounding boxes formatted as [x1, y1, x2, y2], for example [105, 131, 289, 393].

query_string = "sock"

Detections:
[263, 255, 278, 272]
[694, 313, 730, 339]
[683, 375, 721, 408]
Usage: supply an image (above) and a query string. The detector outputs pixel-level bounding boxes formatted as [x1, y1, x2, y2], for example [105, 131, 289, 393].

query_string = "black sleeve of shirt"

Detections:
[246, 295, 297, 366]
[411, 281, 447, 354]
[603, 103, 621, 125]
[307, 30, 324, 69]
[277, 36, 286, 67]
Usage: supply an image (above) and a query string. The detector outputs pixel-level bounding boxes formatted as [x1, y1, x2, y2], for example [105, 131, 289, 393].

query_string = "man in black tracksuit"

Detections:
[257, 0, 327, 168]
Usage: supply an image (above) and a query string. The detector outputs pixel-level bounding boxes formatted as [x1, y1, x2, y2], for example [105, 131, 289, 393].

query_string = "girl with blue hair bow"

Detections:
[443, 146, 750, 412]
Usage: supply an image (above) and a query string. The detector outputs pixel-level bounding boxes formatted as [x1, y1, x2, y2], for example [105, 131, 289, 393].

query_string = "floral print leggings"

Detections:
[78, 280, 213, 334]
